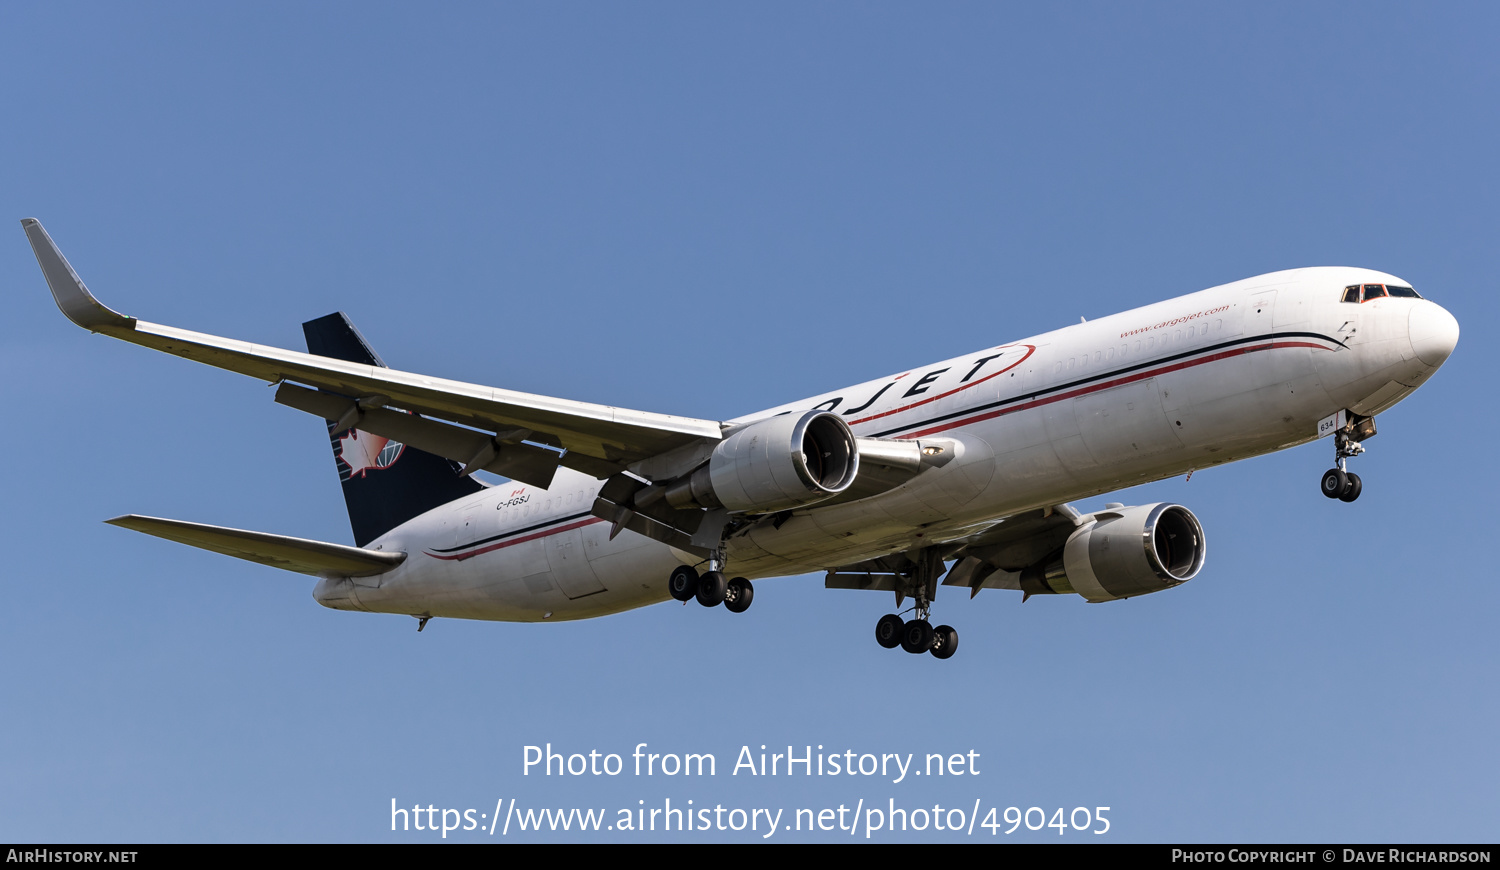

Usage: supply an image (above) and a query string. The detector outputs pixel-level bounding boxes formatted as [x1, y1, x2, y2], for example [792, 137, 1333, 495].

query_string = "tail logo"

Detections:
[335, 428, 406, 479]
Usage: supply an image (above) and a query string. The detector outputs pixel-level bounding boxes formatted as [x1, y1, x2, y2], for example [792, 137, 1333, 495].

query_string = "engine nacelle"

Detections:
[1020, 503, 1205, 602]
[664, 410, 859, 514]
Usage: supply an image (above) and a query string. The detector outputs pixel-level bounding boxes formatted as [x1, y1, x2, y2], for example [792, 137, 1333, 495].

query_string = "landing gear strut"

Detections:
[666, 548, 754, 614]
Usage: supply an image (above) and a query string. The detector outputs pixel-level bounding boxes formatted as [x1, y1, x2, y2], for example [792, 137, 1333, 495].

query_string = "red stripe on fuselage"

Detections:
[901, 340, 1329, 438]
[424, 517, 605, 561]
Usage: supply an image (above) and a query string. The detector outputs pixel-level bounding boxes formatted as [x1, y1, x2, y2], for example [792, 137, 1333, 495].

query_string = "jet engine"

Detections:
[1019, 503, 1205, 601]
[663, 410, 859, 514]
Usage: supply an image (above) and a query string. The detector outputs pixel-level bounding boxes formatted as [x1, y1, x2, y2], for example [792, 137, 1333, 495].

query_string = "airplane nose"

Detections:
[1408, 302, 1459, 368]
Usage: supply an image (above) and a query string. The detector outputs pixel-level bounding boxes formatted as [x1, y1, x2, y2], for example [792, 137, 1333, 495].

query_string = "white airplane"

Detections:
[23, 218, 1459, 658]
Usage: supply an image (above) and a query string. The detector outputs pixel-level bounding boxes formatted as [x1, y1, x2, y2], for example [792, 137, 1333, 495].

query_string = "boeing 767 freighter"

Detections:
[23, 218, 1459, 658]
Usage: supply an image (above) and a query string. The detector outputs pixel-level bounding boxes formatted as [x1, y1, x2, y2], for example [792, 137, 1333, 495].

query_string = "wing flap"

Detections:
[943, 504, 1084, 572]
[273, 383, 561, 489]
[125, 319, 719, 469]
[106, 515, 407, 577]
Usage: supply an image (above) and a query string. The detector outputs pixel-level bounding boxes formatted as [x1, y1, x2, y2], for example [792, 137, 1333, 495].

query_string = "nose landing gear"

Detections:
[1319, 412, 1376, 503]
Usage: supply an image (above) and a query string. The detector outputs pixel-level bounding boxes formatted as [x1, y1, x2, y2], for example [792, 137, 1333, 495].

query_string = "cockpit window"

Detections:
[1342, 283, 1424, 303]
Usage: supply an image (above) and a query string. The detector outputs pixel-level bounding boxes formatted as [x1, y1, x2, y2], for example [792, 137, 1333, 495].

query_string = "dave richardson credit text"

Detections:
[1172, 851, 1491, 865]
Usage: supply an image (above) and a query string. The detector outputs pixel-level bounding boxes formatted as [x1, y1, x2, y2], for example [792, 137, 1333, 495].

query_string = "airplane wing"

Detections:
[23, 219, 725, 480]
[106, 515, 406, 577]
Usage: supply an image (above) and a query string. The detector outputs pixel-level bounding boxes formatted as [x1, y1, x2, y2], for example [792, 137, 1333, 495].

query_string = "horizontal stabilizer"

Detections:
[105, 515, 406, 577]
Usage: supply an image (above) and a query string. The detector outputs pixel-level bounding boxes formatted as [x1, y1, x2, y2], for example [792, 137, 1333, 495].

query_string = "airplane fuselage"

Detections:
[314, 266, 1456, 623]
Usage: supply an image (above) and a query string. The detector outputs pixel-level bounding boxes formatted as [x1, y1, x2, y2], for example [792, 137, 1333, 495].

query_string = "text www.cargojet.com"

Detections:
[392, 799, 1111, 839]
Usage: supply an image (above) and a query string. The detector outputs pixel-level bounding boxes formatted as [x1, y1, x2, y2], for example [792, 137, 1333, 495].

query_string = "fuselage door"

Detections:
[1246, 289, 1277, 338]
[1271, 284, 1312, 331]
[1074, 377, 1183, 466]
[546, 527, 607, 599]
[453, 499, 489, 557]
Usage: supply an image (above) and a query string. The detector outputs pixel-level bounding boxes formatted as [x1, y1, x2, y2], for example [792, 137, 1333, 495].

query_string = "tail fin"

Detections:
[303, 313, 484, 546]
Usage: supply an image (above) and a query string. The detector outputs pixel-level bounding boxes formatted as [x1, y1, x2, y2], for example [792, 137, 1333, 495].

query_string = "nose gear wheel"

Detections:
[1321, 468, 1348, 499]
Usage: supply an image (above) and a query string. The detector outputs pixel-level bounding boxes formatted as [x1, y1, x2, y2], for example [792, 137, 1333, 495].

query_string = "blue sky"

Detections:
[2, 3, 1496, 842]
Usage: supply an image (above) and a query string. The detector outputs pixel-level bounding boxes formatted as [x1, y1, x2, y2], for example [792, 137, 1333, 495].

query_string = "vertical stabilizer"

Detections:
[302, 313, 484, 546]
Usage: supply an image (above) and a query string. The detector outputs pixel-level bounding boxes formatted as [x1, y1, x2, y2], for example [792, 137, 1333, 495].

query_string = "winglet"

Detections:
[20, 218, 135, 331]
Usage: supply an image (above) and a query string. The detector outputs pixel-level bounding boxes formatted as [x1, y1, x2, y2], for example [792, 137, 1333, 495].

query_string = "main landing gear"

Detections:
[667, 560, 755, 614]
[1321, 427, 1369, 503]
[876, 611, 959, 660]
[873, 549, 958, 659]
